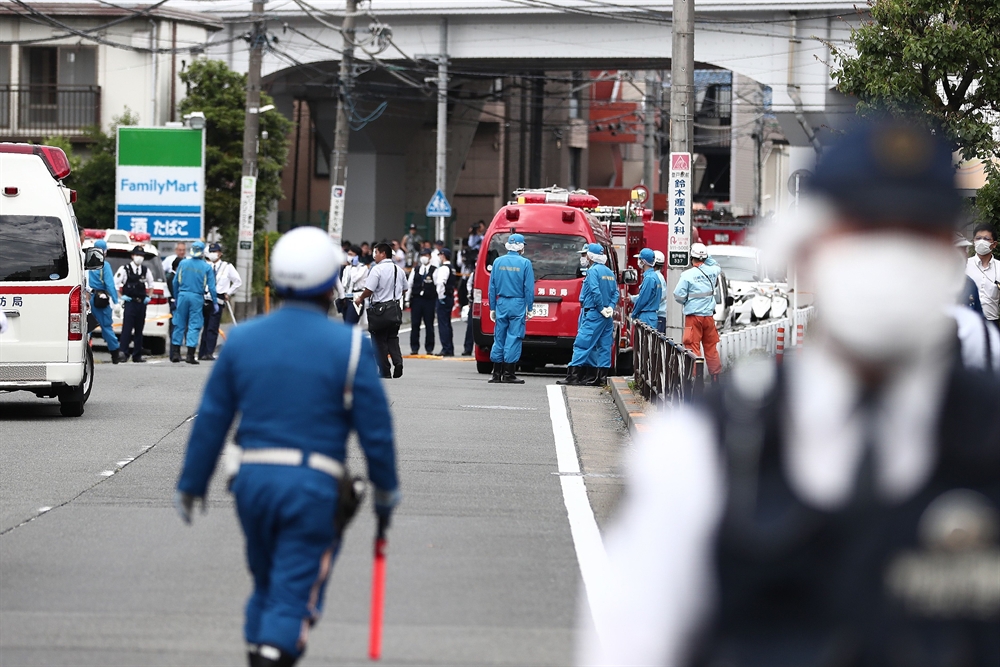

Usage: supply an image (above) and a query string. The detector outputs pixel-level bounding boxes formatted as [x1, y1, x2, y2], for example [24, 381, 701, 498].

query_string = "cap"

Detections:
[435, 239, 445, 246]
[440, 248, 452, 259]
[508, 233, 525, 245]
[810, 119, 961, 228]
[208, 242, 222, 253]
[419, 247, 432, 256]
[130, 245, 145, 255]
[585, 243, 604, 255]
[634, 248, 655, 264]
[954, 233, 973, 248]
[691, 243, 709, 259]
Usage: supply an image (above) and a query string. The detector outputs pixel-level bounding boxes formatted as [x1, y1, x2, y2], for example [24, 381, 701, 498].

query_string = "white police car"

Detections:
[0, 143, 103, 417]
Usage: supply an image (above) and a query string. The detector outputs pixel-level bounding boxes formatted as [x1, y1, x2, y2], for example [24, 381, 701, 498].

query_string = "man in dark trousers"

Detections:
[434, 247, 457, 356]
[114, 245, 155, 362]
[406, 248, 436, 354]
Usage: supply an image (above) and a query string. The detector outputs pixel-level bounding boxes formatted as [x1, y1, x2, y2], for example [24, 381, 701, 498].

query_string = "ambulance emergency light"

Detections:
[514, 189, 600, 209]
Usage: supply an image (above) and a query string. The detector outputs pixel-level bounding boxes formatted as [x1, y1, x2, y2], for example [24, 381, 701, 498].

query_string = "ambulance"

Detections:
[471, 188, 641, 374]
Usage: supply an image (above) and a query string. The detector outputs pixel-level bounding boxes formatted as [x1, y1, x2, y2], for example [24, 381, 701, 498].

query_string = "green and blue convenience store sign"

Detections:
[115, 126, 205, 240]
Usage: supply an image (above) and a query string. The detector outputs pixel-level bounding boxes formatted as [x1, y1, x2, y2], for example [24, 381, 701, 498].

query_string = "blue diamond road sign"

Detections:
[425, 189, 452, 217]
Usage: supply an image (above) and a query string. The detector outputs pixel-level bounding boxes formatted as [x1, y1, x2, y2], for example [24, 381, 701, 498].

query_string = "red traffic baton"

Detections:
[368, 535, 387, 661]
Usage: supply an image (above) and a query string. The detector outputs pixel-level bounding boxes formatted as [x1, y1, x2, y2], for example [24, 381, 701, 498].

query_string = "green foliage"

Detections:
[831, 0, 1000, 225]
[178, 59, 292, 239]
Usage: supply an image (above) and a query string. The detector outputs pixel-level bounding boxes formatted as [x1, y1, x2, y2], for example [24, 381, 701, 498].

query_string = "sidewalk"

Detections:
[607, 376, 654, 438]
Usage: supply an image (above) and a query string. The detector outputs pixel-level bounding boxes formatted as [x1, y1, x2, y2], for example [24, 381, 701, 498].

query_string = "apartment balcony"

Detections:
[0, 84, 101, 138]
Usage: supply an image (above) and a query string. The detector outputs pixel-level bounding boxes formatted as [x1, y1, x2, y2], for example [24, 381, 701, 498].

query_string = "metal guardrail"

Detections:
[717, 306, 815, 368]
[631, 320, 705, 408]
[0, 84, 101, 133]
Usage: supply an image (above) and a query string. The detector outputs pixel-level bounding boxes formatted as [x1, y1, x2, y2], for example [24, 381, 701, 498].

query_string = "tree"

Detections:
[831, 0, 1000, 227]
[177, 59, 292, 240]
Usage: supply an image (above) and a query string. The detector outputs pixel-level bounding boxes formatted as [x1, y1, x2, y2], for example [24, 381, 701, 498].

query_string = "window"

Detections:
[0, 216, 69, 282]
[713, 255, 758, 282]
[315, 134, 330, 177]
[486, 232, 589, 281]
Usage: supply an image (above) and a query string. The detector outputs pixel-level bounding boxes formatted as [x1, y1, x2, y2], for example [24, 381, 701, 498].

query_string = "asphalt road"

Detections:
[0, 319, 630, 666]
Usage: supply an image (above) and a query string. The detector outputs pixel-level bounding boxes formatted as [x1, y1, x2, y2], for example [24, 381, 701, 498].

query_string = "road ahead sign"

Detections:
[667, 152, 692, 268]
[116, 127, 205, 241]
[425, 189, 452, 218]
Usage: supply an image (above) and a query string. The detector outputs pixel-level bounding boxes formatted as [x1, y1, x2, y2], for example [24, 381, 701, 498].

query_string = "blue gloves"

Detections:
[373, 487, 401, 536]
[437, 298, 446, 306]
[121, 295, 132, 302]
[213, 303, 221, 314]
[173, 490, 206, 524]
[144, 296, 151, 304]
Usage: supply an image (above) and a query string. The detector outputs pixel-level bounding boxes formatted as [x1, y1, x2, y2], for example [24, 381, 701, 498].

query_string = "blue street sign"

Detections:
[425, 189, 452, 217]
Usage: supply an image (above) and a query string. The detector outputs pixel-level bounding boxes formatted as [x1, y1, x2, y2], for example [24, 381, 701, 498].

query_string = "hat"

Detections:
[653, 250, 665, 265]
[435, 239, 445, 246]
[634, 248, 655, 264]
[208, 242, 222, 253]
[440, 248, 452, 259]
[580, 243, 604, 255]
[810, 120, 961, 228]
[419, 247, 432, 256]
[690, 243, 709, 259]
[508, 233, 525, 245]
[190, 241, 206, 258]
[954, 233, 973, 248]
[130, 245, 145, 256]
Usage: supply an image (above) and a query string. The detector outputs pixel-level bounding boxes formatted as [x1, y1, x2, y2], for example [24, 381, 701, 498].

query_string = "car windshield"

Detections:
[105, 250, 166, 282]
[486, 233, 588, 280]
[713, 254, 758, 282]
[0, 215, 69, 281]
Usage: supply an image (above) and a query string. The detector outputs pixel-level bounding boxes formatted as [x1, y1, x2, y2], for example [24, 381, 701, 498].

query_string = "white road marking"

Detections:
[37, 506, 52, 514]
[99, 470, 115, 477]
[546, 384, 609, 638]
[460, 405, 537, 410]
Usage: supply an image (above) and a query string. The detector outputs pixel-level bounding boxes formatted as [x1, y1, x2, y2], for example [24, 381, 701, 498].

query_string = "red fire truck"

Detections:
[471, 188, 648, 374]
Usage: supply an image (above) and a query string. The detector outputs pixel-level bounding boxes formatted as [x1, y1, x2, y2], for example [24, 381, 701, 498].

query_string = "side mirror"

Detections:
[621, 268, 638, 286]
[83, 247, 105, 271]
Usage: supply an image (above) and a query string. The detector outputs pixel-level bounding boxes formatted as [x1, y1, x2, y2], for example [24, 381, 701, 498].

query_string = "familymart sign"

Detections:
[115, 126, 205, 240]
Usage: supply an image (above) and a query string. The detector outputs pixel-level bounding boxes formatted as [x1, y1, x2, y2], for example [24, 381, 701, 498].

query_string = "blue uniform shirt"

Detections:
[488, 251, 535, 311]
[632, 268, 662, 326]
[173, 256, 218, 303]
[654, 271, 668, 318]
[88, 262, 119, 304]
[176, 302, 398, 497]
[580, 262, 619, 312]
[673, 257, 721, 316]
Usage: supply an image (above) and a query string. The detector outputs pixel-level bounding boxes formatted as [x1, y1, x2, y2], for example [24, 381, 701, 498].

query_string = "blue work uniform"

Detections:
[88, 261, 120, 353]
[631, 268, 663, 329]
[176, 302, 399, 658]
[172, 257, 217, 348]
[569, 263, 619, 369]
[654, 271, 668, 333]
[673, 257, 720, 316]
[488, 251, 535, 363]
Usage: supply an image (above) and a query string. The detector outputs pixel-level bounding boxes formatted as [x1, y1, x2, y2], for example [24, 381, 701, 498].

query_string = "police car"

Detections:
[82, 229, 171, 355]
[0, 143, 104, 417]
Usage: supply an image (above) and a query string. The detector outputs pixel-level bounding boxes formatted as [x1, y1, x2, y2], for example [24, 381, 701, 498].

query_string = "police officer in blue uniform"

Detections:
[630, 247, 662, 329]
[558, 244, 619, 386]
[488, 233, 535, 384]
[175, 227, 400, 667]
[171, 240, 216, 365]
[88, 239, 123, 364]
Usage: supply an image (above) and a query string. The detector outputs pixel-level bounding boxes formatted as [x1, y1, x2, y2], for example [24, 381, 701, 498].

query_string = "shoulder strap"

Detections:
[393, 264, 399, 300]
[343, 325, 363, 411]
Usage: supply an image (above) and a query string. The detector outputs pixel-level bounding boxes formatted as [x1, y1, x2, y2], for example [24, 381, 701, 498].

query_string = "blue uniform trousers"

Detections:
[436, 297, 454, 356]
[233, 465, 341, 657]
[90, 298, 120, 352]
[490, 297, 526, 363]
[569, 311, 614, 368]
[172, 292, 204, 347]
[409, 297, 435, 353]
[199, 303, 223, 357]
[119, 300, 146, 359]
[657, 316, 667, 334]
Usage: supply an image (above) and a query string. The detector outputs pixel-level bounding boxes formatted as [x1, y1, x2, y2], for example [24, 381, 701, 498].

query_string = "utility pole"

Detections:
[666, 0, 694, 340]
[434, 18, 449, 244]
[642, 69, 657, 190]
[328, 0, 357, 246]
[234, 0, 265, 320]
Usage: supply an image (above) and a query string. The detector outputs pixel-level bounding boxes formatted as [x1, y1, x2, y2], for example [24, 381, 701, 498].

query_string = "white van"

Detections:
[0, 143, 104, 417]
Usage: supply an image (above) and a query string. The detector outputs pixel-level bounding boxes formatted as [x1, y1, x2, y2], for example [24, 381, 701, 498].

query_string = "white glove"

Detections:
[526, 309, 534, 319]
[489, 310, 496, 322]
[601, 306, 614, 318]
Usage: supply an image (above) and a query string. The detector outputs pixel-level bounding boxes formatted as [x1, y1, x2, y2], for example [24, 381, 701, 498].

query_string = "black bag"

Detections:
[93, 290, 111, 309]
[367, 265, 403, 331]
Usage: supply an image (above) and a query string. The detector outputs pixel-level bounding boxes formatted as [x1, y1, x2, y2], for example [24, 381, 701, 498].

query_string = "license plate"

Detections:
[530, 303, 549, 318]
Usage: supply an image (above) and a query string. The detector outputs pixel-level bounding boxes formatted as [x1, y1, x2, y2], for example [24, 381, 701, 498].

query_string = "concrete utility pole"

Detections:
[642, 69, 657, 190]
[234, 0, 265, 320]
[666, 0, 694, 340]
[434, 18, 449, 244]
[327, 0, 357, 246]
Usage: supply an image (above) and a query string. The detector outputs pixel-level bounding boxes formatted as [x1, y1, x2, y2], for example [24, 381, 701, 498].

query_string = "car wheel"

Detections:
[476, 361, 493, 374]
[81, 346, 94, 404]
[60, 400, 85, 417]
[58, 347, 93, 417]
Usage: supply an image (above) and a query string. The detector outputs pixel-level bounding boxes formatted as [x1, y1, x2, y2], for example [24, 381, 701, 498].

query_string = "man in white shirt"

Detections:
[966, 223, 999, 329]
[338, 245, 370, 327]
[578, 121, 1000, 667]
[391, 240, 407, 271]
[434, 248, 456, 356]
[355, 243, 408, 378]
[198, 243, 242, 361]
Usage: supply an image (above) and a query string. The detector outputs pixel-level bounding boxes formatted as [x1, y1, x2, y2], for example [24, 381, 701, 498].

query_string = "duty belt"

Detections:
[239, 447, 345, 479]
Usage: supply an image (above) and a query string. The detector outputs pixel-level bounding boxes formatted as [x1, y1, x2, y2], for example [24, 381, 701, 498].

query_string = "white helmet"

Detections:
[691, 243, 709, 260]
[271, 227, 345, 297]
[653, 250, 665, 265]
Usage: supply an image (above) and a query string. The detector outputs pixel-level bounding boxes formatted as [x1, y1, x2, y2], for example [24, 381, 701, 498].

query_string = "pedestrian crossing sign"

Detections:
[426, 189, 452, 217]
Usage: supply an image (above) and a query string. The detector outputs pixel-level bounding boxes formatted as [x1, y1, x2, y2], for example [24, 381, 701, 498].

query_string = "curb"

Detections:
[608, 376, 652, 438]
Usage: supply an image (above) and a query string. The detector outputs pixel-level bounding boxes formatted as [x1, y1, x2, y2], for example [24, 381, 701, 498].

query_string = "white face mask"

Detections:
[809, 231, 962, 365]
[974, 239, 994, 256]
[131, 255, 143, 266]
[579, 256, 590, 268]
[419, 256, 430, 266]
[206, 252, 219, 262]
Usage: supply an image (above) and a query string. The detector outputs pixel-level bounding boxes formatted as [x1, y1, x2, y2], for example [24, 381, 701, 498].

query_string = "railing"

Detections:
[717, 306, 815, 368]
[632, 320, 705, 408]
[0, 84, 101, 134]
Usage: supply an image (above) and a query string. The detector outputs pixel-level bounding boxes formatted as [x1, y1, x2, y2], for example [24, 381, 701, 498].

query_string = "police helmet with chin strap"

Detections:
[271, 227, 345, 298]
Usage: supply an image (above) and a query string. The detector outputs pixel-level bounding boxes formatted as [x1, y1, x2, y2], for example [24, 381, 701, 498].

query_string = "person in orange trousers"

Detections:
[673, 243, 723, 378]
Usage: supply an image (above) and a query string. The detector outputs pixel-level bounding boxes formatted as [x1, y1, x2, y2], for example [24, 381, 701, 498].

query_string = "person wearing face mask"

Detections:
[434, 248, 457, 357]
[338, 246, 370, 326]
[114, 245, 155, 362]
[558, 244, 619, 386]
[488, 233, 535, 384]
[629, 248, 663, 330]
[966, 223, 999, 331]
[199, 243, 242, 361]
[577, 121, 1000, 667]
[407, 248, 437, 354]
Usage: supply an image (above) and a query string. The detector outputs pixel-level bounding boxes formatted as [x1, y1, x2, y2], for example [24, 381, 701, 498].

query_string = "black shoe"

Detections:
[198, 354, 215, 361]
[169, 345, 181, 363]
[393, 365, 403, 378]
[442, 352, 455, 357]
[462, 350, 472, 356]
[249, 644, 299, 667]
[556, 366, 581, 385]
[111, 350, 122, 364]
[501, 363, 525, 384]
[185, 349, 199, 365]
[410, 350, 419, 355]
[132, 357, 146, 363]
[487, 362, 503, 383]
[586, 367, 609, 387]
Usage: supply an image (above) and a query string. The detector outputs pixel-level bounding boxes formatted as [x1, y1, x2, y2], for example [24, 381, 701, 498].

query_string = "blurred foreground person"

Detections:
[578, 121, 1000, 667]
[175, 227, 400, 667]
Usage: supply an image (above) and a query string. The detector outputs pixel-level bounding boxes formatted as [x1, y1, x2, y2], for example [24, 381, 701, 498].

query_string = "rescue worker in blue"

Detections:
[488, 233, 535, 384]
[174, 227, 400, 667]
[558, 244, 619, 387]
[87, 239, 123, 364]
[629, 247, 662, 330]
[171, 240, 217, 365]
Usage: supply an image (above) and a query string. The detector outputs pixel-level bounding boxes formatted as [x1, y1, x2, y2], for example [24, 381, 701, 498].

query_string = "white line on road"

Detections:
[546, 384, 609, 640]
[460, 405, 537, 410]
